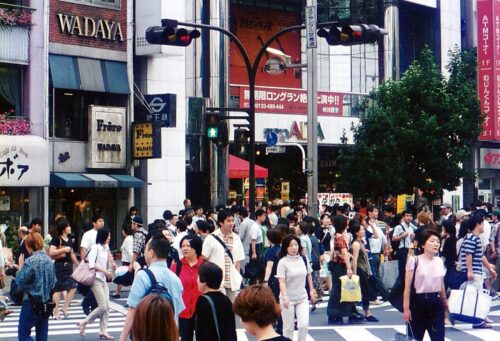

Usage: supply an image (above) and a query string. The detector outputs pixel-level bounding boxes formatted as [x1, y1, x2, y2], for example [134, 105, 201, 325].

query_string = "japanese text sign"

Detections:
[239, 86, 343, 116]
[0, 136, 49, 187]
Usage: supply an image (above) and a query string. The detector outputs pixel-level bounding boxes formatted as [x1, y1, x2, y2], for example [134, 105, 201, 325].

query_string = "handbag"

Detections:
[380, 259, 399, 290]
[339, 275, 362, 302]
[71, 248, 98, 286]
[28, 292, 56, 317]
[449, 282, 492, 324]
[389, 256, 418, 312]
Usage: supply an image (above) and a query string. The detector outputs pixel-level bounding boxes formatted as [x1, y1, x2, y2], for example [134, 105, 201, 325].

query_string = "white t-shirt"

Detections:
[120, 235, 134, 263]
[88, 243, 110, 282]
[276, 254, 312, 302]
[173, 231, 188, 259]
[80, 229, 98, 258]
[249, 222, 263, 244]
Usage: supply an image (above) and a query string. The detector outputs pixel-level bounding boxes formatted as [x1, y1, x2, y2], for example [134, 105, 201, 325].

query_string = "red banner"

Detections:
[494, 0, 500, 139]
[478, 0, 495, 140]
[239, 86, 343, 116]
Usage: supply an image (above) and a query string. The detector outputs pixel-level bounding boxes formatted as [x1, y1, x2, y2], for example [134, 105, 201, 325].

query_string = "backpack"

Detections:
[141, 268, 174, 309]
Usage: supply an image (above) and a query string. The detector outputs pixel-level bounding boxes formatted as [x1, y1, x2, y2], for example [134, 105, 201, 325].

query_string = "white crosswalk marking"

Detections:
[0, 300, 126, 339]
[334, 327, 383, 340]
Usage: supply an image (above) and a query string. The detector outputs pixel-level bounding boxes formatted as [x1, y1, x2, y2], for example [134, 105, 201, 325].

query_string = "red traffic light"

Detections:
[317, 24, 387, 46]
[146, 26, 200, 47]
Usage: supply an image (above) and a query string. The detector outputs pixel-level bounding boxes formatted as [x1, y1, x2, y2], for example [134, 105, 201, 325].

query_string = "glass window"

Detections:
[49, 89, 127, 140]
[0, 64, 22, 116]
[59, 0, 121, 10]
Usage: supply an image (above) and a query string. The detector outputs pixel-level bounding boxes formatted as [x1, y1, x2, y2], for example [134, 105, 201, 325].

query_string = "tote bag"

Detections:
[339, 275, 362, 302]
[71, 248, 97, 286]
[449, 282, 492, 324]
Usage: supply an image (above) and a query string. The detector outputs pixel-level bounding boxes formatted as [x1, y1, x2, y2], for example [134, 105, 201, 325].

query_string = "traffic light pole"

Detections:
[178, 20, 307, 216]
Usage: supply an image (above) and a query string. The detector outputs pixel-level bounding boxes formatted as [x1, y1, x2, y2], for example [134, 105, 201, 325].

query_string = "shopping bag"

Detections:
[71, 261, 96, 286]
[339, 275, 361, 302]
[380, 260, 399, 290]
[448, 282, 492, 324]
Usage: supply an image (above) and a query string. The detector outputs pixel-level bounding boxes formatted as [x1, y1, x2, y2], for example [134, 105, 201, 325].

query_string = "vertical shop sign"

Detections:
[478, 0, 495, 140]
[494, 0, 500, 139]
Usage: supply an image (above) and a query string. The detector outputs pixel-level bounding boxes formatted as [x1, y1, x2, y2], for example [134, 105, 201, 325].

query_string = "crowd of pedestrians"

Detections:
[1, 198, 500, 341]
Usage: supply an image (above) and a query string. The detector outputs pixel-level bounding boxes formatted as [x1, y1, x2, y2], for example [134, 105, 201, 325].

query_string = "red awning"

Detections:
[229, 154, 268, 179]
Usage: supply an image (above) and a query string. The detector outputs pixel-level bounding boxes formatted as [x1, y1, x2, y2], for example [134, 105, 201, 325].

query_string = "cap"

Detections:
[455, 209, 471, 221]
[439, 203, 452, 209]
[132, 216, 143, 226]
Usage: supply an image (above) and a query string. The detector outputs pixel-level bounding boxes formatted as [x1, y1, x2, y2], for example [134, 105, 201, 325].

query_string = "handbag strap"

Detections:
[410, 256, 419, 293]
[203, 295, 221, 341]
[211, 234, 234, 264]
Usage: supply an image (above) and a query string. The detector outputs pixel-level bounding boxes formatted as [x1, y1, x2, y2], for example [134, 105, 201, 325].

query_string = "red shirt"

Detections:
[333, 234, 348, 264]
[170, 257, 204, 319]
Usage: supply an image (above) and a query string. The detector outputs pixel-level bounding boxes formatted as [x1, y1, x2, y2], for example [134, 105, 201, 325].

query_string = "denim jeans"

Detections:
[18, 300, 50, 341]
[368, 253, 389, 301]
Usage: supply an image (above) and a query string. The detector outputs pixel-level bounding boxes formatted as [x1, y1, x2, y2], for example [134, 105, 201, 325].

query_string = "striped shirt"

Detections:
[460, 233, 483, 275]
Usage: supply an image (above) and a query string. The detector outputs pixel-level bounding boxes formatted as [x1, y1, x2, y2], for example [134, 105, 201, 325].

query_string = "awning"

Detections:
[49, 54, 130, 94]
[109, 174, 145, 188]
[229, 155, 268, 179]
[50, 173, 144, 188]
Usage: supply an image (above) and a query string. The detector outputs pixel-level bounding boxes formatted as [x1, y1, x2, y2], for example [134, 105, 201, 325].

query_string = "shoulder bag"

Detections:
[389, 256, 418, 312]
[71, 247, 98, 286]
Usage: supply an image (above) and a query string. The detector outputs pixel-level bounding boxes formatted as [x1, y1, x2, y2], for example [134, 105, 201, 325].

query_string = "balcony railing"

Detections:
[0, 2, 35, 64]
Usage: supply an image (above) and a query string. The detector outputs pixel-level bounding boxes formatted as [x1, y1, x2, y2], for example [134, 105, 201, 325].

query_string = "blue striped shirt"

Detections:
[460, 233, 483, 275]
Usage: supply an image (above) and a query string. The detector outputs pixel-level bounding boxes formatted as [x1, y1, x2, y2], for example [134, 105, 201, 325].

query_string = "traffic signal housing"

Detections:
[205, 112, 220, 140]
[145, 26, 200, 46]
[317, 24, 387, 46]
[234, 128, 250, 156]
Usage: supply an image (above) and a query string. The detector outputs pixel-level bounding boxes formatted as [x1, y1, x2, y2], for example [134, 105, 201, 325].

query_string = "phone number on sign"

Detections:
[255, 103, 285, 110]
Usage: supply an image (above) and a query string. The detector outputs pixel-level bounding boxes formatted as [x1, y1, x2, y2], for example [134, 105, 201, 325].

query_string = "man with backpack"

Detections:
[119, 236, 184, 341]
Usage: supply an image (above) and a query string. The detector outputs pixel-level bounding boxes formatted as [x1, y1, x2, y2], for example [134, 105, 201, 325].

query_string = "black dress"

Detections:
[51, 236, 77, 292]
[195, 292, 237, 341]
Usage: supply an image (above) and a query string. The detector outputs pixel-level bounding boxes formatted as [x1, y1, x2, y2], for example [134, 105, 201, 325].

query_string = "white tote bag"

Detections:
[448, 282, 491, 324]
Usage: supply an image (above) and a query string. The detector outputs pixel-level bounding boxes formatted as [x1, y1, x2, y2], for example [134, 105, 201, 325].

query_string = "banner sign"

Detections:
[138, 94, 177, 128]
[132, 122, 161, 159]
[239, 87, 343, 116]
[317, 193, 353, 208]
[480, 148, 500, 168]
[478, 0, 496, 140]
[494, 0, 500, 139]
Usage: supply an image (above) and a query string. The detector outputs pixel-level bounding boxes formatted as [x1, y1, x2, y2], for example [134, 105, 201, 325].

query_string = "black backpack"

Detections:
[141, 268, 174, 309]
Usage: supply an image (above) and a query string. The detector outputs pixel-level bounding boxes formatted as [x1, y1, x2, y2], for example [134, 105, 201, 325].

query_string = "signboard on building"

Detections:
[263, 121, 325, 143]
[132, 121, 161, 159]
[317, 193, 353, 208]
[480, 148, 500, 168]
[0, 135, 49, 187]
[239, 86, 343, 116]
[478, 0, 496, 140]
[87, 106, 126, 169]
[137, 94, 177, 128]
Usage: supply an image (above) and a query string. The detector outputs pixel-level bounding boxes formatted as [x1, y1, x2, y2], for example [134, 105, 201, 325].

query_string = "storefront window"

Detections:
[49, 89, 128, 140]
[0, 64, 22, 115]
[0, 188, 30, 251]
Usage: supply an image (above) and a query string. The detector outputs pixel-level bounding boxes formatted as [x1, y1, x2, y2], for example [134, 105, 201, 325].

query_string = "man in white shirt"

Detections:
[247, 209, 266, 284]
[366, 206, 389, 302]
[392, 210, 416, 280]
[172, 219, 189, 260]
[202, 209, 245, 302]
[80, 214, 105, 261]
[238, 207, 255, 275]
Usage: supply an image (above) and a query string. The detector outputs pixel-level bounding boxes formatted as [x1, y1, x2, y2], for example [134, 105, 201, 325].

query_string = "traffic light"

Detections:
[234, 128, 250, 156]
[317, 24, 387, 46]
[205, 112, 220, 140]
[145, 26, 200, 46]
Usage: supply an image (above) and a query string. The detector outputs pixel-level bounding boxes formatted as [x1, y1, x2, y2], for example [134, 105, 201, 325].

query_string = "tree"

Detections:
[336, 47, 482, 201]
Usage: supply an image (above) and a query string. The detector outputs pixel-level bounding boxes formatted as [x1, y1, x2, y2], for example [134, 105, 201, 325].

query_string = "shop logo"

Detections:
[57, 13, 124, 41]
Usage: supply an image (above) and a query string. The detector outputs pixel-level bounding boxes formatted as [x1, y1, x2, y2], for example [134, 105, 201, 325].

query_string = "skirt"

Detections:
[113, 262, 134, 286]
[53, 262, 78, 292]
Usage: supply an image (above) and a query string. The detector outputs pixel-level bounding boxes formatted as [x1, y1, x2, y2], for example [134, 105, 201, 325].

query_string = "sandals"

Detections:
[76, 321, 86, 337]
[98, 332, 114, 340]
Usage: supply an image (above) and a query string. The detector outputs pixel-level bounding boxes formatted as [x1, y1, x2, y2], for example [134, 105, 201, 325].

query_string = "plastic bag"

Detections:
[339, 275, 361, 302]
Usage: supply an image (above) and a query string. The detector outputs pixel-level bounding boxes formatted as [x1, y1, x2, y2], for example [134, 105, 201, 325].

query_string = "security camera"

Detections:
[264, 58, 286, 75]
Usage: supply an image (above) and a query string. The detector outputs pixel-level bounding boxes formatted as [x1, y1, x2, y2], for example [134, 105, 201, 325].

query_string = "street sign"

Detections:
[266, 146, 285, 153]
[306, 5, 317, 48]
[266, 131, 278, 146]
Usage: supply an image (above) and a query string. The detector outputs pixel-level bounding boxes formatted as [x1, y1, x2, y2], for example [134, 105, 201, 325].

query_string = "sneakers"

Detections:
[365, 315, 379, 322]
[473, 322, 492, 329]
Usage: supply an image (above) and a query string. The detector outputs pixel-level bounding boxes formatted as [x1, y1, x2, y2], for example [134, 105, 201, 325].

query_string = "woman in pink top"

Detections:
[403, 230, 448, 341]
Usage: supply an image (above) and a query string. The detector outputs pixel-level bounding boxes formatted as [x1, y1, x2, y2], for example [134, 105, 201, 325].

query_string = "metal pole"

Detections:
[306, 0, 319, 217]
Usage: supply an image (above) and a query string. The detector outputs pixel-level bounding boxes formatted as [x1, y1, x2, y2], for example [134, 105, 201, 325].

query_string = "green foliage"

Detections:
[337, 47, 482, 200]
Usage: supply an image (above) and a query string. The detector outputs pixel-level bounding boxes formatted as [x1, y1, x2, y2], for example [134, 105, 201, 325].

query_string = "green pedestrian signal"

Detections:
[207, 126, 219, 139]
